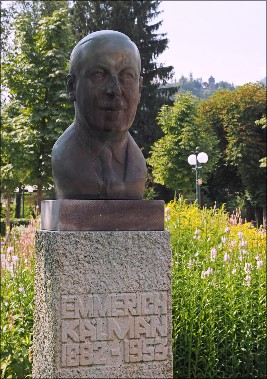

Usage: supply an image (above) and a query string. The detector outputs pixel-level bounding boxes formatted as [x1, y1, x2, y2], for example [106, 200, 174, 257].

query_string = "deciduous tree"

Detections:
[2, 1, 74, 207]
[200, 83, 266, 225]
[147, 92, 218, 194]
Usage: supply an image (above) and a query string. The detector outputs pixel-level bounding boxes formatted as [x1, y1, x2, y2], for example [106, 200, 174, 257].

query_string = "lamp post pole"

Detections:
[195, 147, 200, 205]
[22, 185, 25, 218]
[188, 147, 208, 207]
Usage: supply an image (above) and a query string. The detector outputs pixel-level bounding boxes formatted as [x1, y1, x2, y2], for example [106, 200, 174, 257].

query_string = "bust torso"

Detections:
[52, 124, 147, 199]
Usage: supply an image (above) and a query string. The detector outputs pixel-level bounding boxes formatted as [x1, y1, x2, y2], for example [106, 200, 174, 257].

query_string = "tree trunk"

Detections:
[37, 184, 42, 214]
[245, 203, 255, 223]
[255, 207, 263, 227]
[5, 193, 12, 243]
[15, 186, 22, 218]
[262, 206, 266, 230]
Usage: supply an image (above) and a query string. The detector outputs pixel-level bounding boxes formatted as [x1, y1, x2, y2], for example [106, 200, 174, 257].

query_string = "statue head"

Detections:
[67, 30, 142, 137]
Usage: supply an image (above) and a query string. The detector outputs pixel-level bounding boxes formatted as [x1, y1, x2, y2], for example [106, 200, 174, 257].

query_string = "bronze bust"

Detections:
[52, 30, 147, 200]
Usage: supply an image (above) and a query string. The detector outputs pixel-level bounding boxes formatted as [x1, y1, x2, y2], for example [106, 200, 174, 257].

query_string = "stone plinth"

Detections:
[33, 230, 173, 378]
[41, 200, 164, 231]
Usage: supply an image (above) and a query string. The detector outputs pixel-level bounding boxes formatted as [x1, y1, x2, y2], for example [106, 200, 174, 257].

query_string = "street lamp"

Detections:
[21, 185, 34, 218]
[188, 147, 208, 206]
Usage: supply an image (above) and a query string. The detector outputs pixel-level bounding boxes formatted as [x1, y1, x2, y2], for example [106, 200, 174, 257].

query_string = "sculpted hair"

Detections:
[69, 30, 141, 75]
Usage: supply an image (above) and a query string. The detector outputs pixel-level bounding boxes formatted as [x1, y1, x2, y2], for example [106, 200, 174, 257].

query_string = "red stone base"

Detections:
[41, 200, 165, 231]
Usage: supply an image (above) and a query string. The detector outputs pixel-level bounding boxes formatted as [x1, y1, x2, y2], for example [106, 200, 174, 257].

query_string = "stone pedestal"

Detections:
[40, 200, 165, 231]
[33, 201, 173, 378]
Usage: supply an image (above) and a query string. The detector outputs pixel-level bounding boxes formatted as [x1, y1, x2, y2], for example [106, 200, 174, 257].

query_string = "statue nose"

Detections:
[105, 76, 122, 96]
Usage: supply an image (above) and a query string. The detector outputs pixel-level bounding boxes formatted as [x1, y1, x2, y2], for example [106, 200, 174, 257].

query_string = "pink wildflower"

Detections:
[238, 231, 243, 239]
[240, 239, 248, 248]
[201, 267, 213, 278]
[244, 262, 252, 273]
[230, 240, 237, 247]
[193, 229, 201, 240]
[224, 227, 230, 233]
[256, 260, 264, 269]
[232, 268, 237, 274]
[210, 248, 217, 261]
[244, 275, 251, 286]
[206, 267, 213, 275]
[165, 207, 170, 221]
[1, 254, 8, 270]
[221, 236, 227, 244]
[188, 259, 193, 268]
[224, 253, 230, 263]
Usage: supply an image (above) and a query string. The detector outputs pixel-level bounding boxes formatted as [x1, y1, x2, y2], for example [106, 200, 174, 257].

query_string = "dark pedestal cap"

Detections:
[41, 200, 165, 231]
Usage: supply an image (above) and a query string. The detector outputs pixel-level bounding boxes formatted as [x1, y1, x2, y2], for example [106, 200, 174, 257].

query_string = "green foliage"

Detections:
[256, 114, 267, 167]
[1, 220, 38, 378]
[201, 83, 266, 209]
[1, 1, 74, 194]
[167, 198, 266, 378]
[178, 75, 203, 98]
[175, 74, 235, 99]
[1, 205, 266, 378]
[148, 92, 218, 192]
[0, 219, 32, 237]
[1, 103, 30, 195]
[2, 0, 174, 202]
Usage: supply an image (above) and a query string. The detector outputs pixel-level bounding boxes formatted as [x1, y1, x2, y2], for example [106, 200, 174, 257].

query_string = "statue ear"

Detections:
[139, 76, 143, 94]
[66, 74, 76, 102]
[138, 76, 143, 103]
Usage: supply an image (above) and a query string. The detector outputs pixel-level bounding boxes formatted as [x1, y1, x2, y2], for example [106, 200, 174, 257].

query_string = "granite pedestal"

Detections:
[33, 200, 173, 378]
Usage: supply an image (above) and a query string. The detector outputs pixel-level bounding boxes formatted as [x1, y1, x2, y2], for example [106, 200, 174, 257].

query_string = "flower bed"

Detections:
[166, 198, 266, 378]
[1, 202, 266, 378]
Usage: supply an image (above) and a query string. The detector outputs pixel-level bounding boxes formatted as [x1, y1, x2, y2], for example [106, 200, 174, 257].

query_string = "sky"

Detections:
[2, 0, 266, 86]
[157, 1, 266, 85]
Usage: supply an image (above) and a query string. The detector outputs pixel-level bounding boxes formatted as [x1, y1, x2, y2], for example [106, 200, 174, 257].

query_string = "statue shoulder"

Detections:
[127, 132, 147, 172]
[52, 123, 76, 160]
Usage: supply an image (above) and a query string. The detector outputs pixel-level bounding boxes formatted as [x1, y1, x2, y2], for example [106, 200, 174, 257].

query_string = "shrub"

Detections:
[1, 201, 266, 378]
[166, 198, 266, 379]
[0, 219, 31, 237]
[1, 220, 38, 379]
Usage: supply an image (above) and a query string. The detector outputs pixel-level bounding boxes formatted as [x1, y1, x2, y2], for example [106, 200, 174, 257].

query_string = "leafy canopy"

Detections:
[148, 92, 218, 192]
[1, 2, 75, 195]
[200, 83, 266, 208]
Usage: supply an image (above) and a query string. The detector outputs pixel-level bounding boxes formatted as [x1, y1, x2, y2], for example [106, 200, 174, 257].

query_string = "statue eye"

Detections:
[91, 71, 105, 80]
[120, 71, 135, 81]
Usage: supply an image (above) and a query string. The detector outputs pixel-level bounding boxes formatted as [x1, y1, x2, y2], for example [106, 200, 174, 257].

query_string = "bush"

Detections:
[1, 202, 266, 378]
[166, 198, 266, 379]
[0, 219, 31, 237]
[1, 220, 38, 378]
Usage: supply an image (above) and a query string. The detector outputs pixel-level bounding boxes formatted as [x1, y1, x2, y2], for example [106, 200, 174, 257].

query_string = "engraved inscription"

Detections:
[61, 292, 168, 367]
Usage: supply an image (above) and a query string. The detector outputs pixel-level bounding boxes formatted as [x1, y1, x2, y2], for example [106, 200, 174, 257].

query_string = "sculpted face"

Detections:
[70, 34, 142, 136]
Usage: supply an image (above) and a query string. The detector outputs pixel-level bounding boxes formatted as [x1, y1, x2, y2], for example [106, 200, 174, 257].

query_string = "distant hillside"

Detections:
[158, 74, 236, 101]
[158, 74, 267, 102]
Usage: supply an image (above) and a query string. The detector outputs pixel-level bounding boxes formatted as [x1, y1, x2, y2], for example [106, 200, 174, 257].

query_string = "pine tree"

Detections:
[70, 0, 174, 156]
